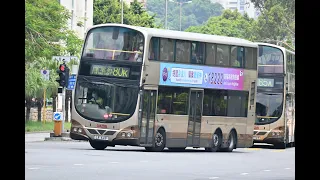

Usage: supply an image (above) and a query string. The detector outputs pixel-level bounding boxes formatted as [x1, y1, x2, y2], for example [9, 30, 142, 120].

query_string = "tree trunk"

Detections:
[25, 98, 32, 122]
[37, 98, 43, 122]
[52, 96, 57, 112]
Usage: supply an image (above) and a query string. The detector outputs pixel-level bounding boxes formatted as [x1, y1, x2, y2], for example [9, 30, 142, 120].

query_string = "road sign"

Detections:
[67, 74, 77, 90]
[53, 112, 63, 121]
[40, 70, 50, 81]
[52, 56, 79, 63]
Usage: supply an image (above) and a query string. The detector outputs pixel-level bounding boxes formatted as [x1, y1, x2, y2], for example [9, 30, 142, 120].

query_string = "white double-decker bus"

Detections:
[70, 23, 259, 152]
[253, 42, 295, 149]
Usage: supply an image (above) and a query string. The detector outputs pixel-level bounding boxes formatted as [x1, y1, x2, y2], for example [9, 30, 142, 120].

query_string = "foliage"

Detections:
[146, 0, 224, 30]
[25, 0, 83, 64]
[25, 121, 71, 132]
[93, 0, 157, 28]
[250, 0, 295, 49]
[185, 9, 257, 41]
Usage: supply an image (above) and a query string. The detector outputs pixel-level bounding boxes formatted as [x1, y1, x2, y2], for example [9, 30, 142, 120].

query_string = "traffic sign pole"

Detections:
[62, 87, 66, 133]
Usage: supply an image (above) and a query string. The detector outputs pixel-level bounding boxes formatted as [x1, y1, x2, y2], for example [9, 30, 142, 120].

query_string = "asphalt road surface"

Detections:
[25, 141, 295, 180]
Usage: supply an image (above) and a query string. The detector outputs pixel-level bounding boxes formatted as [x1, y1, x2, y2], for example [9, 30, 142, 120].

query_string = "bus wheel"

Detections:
[219, 131, 236, 152]
[205, 130, 222, 152]
[145, 128, 166, 152]
[89, 140, 108, 150]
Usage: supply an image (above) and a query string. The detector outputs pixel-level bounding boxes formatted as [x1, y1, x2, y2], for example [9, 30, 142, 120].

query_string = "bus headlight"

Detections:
[78, 128, 82, 133]
[122, 132, 126, 137]
[127, 132, 132, 138]
[73, 128, 78, 132]
[276, 132, 280, 136]
[272, 132, 276, 136]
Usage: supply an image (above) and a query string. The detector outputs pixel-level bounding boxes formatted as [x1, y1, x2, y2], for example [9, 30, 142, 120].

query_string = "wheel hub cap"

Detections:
[213, 134, 219, 146]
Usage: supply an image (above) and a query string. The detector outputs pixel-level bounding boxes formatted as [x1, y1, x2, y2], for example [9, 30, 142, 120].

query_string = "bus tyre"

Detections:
[219, 131, 236, 152]
[89, 140, 108, 150]
[145, 129, 166, 152]
[205, 131, 222, 152]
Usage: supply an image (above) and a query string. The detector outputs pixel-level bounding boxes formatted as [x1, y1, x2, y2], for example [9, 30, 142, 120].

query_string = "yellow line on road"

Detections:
[272, 149, 285, 152]
[245, 148, 261, 150]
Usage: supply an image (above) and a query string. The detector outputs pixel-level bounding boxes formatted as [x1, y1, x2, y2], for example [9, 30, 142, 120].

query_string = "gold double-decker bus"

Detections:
[253, 42, 295, 149]
[70, 23, 259, 152]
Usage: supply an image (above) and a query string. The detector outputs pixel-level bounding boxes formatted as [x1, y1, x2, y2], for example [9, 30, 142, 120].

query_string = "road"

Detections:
[25, 141, 295, 180]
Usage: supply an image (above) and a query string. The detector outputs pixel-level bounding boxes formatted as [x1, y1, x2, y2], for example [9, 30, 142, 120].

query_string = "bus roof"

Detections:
[87, 23, 258, 48]
[255, 42, 295, 55]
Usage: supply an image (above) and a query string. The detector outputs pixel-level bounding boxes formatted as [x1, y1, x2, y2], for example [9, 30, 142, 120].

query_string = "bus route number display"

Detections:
[90, 65, 130, 78]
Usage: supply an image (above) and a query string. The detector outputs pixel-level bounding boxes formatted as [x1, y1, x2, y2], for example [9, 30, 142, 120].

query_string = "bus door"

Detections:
[285, 93, 294, 143]
[187, 89, 203, 147]
[138, 89, 157, 146]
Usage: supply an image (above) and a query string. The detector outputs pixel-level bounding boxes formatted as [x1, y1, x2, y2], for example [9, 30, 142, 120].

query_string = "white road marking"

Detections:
[285, 168, 291, 170]
[208, 177, 219, 179]
[28, 167, 40, 170]
[263, 170, 271, 172]
[73, 164, 83, 166]
[110, 162, 119, 164]
[240, 173, 249, 175]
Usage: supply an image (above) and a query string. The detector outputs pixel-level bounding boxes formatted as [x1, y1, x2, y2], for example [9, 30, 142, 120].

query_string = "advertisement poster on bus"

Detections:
[159, 63, 244, 90]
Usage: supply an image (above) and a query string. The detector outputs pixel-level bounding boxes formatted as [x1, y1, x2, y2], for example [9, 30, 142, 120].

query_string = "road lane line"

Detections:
[285, 168, 291, 170]
[263, 170, 271, 172]
[246, 148, 261, 150]
[272, 149, 285, 152]
[208, 177, 219, 179]
[240, 173, 249, 175]
[73, 164, 83, 166]
[28, 167, 40, 170]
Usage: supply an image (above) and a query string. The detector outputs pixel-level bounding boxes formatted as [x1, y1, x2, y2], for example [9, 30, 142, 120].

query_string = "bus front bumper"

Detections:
[70, 132, 139, 146]
[253, 136, 284, 145]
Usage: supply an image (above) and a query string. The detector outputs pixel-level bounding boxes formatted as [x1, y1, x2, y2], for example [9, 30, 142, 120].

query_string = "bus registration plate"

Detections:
[93, 135, 108, 140]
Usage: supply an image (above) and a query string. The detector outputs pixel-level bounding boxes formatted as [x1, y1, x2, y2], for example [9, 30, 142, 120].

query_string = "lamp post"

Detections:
[167, 0, 192, 31]
[165, 0, 168, 29]
[121, 0, 124, 24]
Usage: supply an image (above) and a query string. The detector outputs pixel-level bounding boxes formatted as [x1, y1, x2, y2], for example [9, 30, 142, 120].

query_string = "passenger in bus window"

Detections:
[94, 32, 107, 59]
[148, 39, 155, 59]
[232, 59, 240, 67]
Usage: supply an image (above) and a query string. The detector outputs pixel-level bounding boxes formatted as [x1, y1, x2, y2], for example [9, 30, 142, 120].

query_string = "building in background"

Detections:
[124, 0, 147, 8]
[59, 0, 94, 40]
[211, 0, 260, 19]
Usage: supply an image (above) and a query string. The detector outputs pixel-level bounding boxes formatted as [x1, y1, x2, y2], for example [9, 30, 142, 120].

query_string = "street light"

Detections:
[166, 0, 192, 31]
[121, 0, 124, 24]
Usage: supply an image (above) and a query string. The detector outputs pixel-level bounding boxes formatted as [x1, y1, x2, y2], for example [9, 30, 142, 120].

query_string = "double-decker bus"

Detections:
[253, 42, 295, 149]
[70, 23, 259, 152]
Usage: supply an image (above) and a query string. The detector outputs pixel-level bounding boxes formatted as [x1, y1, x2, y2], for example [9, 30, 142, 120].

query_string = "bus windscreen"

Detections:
[82, 26, 145, 62]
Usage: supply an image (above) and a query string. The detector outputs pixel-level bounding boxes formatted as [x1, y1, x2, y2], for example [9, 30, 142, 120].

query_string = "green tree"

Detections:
[146, 0, 224, 30]
[25, 0, 83, 121]
[25, 0, 83, 63]
[250, 0, 295, 49]
[93, 0, 157, 27]
[185, 9, 257, 41]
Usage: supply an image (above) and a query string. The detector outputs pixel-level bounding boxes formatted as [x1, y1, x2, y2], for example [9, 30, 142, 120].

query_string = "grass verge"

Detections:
[25, 121, 71, 132]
